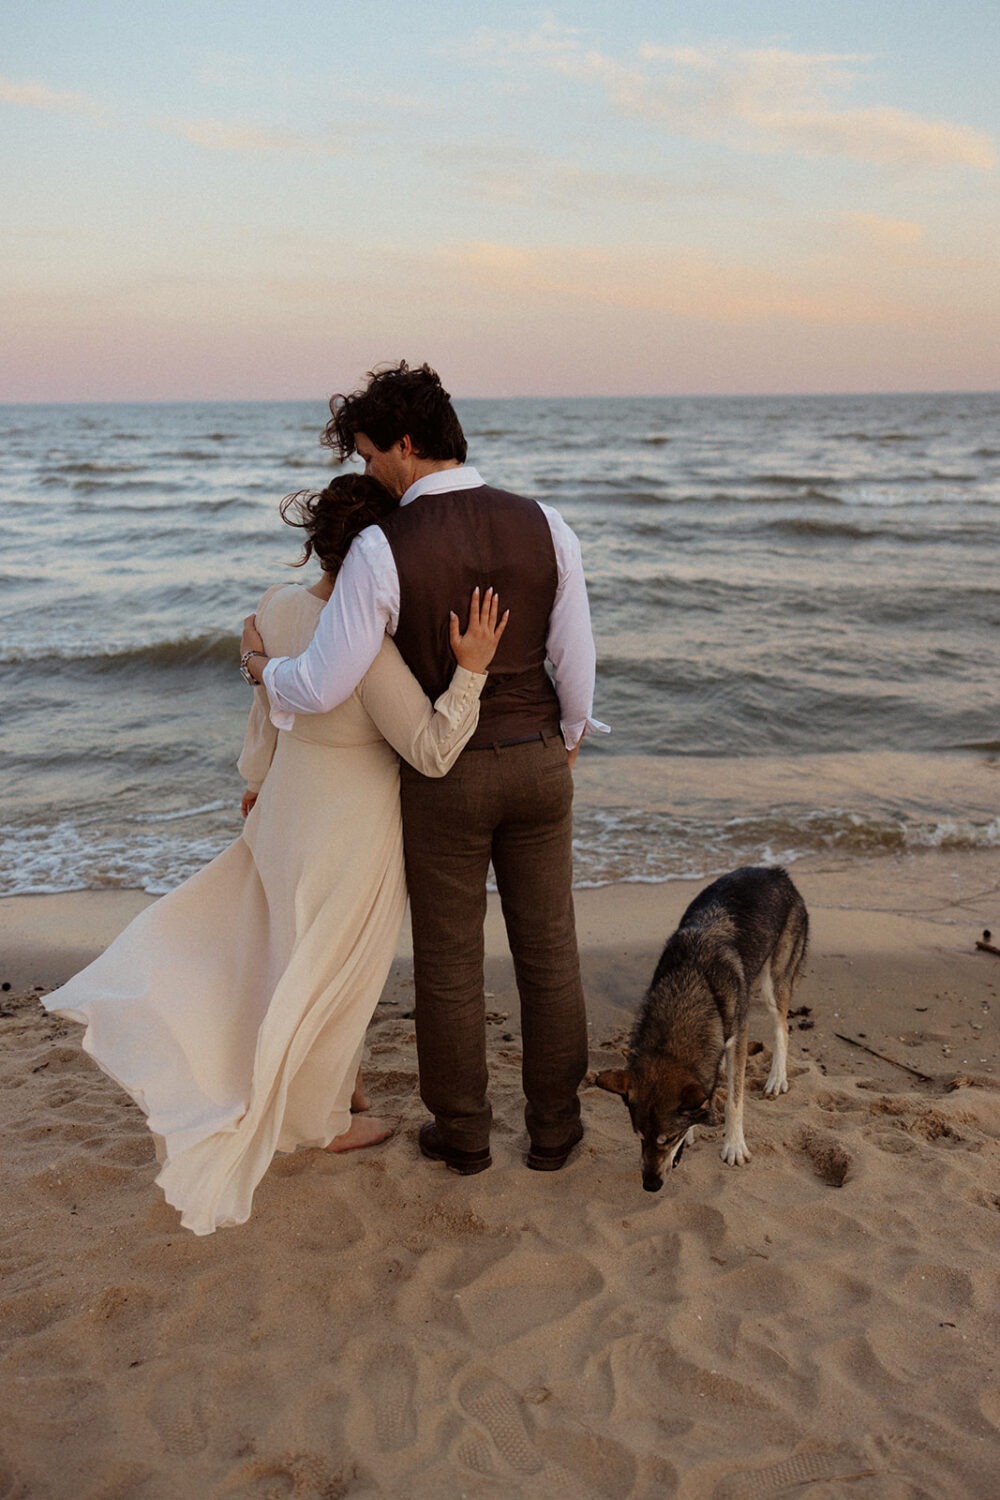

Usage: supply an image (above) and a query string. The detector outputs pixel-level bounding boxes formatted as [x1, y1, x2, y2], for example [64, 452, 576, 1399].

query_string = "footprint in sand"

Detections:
[444, 1245, 603, 1350]
[457, 1369, 543, 1476]
[361, 1342, 418, 1452]
[146, 1365, 209, 1457]
[0, 1285, 77, 1341]
[453, 1432, 496, 1475]
[712, 1446, 869, 1499]
[533, 1424, 638, 1499]
[211, 1449, 357, 1499]
[606, 1334, 693, 1437]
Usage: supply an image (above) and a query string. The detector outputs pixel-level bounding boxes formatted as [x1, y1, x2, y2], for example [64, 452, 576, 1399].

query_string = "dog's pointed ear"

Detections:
[679, 1082, 709, 1115]
[594, 1068, 632, 1099]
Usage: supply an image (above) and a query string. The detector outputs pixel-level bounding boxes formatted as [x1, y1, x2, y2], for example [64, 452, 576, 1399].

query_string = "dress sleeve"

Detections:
[357, 640, 486, 777]
[237, 688, 278, 793]
[236, 585, 285, 792]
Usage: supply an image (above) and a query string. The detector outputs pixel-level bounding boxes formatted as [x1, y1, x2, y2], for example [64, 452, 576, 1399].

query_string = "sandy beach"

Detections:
[1, 847, 998, 1498]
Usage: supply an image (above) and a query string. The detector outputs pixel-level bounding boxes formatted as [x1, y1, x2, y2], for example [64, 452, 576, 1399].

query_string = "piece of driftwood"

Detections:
[975, 936, 1000, 957]
[834, 1032, 934, 1083]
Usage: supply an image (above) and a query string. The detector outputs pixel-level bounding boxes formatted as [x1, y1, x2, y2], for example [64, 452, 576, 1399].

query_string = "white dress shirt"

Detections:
[262, 465, 609, 750]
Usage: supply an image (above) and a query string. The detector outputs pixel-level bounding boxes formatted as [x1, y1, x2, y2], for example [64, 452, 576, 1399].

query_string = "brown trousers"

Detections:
[399, 735, 588, 1152]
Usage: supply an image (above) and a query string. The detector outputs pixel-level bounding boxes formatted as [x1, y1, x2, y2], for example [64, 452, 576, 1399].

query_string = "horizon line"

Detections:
[1, 386, 998, 408]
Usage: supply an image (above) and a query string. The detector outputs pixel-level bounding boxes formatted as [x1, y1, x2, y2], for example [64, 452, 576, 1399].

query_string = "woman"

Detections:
[43, 474, 506, 1235]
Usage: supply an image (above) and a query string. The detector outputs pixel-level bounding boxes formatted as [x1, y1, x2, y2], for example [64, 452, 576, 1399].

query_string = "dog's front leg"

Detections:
[720, 1027, 751, 1165]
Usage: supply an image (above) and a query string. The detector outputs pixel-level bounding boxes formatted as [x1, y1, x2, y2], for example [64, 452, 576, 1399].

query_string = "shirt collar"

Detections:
[400, 465, 484, 507]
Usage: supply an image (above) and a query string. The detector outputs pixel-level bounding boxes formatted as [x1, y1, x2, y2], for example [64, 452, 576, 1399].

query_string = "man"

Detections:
[241, 362, 607, 1174]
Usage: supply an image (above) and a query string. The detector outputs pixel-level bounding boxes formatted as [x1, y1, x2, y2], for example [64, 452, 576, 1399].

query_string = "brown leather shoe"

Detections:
[418, 1121, 492, 1176]
[526, 1120, 584, 1171]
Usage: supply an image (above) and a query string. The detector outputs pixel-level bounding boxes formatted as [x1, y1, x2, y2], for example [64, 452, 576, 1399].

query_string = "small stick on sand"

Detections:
[975, 929, 1000, 957]
[834, 1033, 934, 1083]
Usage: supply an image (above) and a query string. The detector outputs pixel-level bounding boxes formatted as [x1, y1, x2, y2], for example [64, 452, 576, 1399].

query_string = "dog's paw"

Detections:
[763, 1073, 788, 1097]
[720, 1137, 751, 1166]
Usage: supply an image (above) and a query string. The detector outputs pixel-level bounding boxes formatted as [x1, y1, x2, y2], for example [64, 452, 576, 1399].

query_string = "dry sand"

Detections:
[1, 848, 998, 1498]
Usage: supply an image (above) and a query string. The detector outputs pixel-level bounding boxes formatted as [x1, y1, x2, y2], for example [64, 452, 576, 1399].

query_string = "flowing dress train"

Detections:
[43, 583, 485, 1234]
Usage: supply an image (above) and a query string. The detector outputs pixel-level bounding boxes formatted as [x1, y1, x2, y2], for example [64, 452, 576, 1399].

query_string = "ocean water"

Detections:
[1, 393, 997, 897]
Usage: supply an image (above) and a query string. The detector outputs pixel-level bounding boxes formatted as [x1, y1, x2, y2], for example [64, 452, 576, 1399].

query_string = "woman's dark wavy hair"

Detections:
[322, 360, 467, 464]
[279, 473, 397, 576]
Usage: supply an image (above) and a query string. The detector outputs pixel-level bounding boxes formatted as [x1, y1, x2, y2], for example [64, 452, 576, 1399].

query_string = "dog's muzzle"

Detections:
[641, 1132, 687, 1191]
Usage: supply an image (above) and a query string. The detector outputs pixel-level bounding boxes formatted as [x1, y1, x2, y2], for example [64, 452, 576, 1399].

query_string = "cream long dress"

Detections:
[43, 583, 486, 1235]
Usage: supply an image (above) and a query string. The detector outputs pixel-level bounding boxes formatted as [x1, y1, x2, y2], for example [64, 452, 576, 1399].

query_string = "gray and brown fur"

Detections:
[596, 866, 808, 1191]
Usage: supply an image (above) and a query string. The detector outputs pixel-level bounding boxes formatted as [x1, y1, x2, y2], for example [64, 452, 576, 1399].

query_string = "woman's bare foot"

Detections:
[325, 1115, 396, 1153]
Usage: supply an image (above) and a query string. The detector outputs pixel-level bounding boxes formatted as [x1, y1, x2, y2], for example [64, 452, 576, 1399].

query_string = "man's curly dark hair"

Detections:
[279, 473, 397, 576]
[322, 361, 468, 464]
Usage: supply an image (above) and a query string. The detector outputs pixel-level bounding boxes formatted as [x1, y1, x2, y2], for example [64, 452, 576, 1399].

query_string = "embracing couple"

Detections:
[45, 362, 606, 1234]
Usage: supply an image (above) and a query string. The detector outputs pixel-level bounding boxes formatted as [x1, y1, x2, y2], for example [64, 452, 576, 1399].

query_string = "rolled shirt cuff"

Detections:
[562, 715, 611, 752]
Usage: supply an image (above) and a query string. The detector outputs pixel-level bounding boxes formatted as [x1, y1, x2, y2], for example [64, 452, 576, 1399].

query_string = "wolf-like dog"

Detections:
[595, 866, 808, 1192]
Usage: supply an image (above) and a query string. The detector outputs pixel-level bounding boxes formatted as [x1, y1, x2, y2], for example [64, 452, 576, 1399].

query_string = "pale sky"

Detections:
[4, 1, 999, 400]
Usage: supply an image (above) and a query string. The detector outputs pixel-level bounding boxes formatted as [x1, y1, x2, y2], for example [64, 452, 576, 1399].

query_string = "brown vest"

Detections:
[379, 484, 562, 749]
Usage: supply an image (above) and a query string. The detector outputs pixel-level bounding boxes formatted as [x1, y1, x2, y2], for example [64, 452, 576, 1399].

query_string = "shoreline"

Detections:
[6, 743, 998, 903]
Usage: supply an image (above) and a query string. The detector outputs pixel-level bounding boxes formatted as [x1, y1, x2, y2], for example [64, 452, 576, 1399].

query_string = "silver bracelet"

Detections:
[240, 649, 267, 686]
